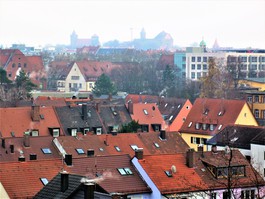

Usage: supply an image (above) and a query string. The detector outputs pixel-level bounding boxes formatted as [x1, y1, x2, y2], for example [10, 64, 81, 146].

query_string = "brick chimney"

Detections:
[23, 132, 30, 147]
[82, 104, 88, 121]
[31, 105, 40, 121]
[186, 148, 195, 168]
[128, 101, 133, 114]
[84, 182, 95, 199]
[135, 148, 143, 160]
[160, 130, 166, 140]
[197, 145, 204, 157]
[61, 171, 69, 192]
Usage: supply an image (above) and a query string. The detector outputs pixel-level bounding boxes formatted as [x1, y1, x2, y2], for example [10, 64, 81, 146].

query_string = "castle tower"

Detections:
[70, 30, 78, 48]
[140, 28, 146, 40]
[199, 37, 207, 52]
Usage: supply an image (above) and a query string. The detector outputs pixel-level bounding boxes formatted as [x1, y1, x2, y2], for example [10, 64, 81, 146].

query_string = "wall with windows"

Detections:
[251, 143, 265, 179]
[180, 132, 212, 151]
[65, 63, 86, 92]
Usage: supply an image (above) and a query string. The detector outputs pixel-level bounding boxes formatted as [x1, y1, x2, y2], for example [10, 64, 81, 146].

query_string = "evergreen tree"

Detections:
[15, 70, 37, 99]
[92, 73, 117, 96]
[0, 68, 11, 84]
[119, 120, 140, 133]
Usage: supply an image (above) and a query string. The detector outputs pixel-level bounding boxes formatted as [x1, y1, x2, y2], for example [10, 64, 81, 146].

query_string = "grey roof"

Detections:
[55, 104, 102, 135]
[251, 130, 265, 145]
[98, 104, 132, 132]
[207, 125, 265, 149]
[34, 173, 83, 199]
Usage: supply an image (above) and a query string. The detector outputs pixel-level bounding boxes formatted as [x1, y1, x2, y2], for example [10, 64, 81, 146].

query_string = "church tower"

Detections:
[70, 31, 78, 48]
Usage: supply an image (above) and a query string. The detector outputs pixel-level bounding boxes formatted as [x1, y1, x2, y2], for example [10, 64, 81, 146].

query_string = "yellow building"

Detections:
[179, 98, 258, 151]
[239, 78, 265, 91]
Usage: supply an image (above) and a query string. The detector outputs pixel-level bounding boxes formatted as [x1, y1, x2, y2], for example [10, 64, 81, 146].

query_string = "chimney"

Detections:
[31, 105, 40, 121]
[18, 156, 25, 162]
[23, 132, 30, 147]
[82, 104, 88, 120]
[1, 138, 5, 148]
[108, 93, 112, 101]
[29, 154, 37, 160]
[197, 145, 204, 157]
[87, 149, 94, 157]
[10, 144, 14, 153]
[135, 148, 143, 160]
[84, 182, 95, 199]
[61, 171, 69, 192]
[160, 130, 166, 140]
[95, 103, 100, 113]
[65, 154, 72, 166]
[211, 145, 218, 154]
[186, 148, 195, 168]
[128, 101, 133, 114]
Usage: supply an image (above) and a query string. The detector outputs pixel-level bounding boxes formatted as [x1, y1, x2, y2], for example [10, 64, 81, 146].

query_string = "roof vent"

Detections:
[171, 165, 177, 173]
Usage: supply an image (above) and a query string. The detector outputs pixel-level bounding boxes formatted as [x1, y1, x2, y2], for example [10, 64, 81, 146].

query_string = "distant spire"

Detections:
[212, 38, 220, 49]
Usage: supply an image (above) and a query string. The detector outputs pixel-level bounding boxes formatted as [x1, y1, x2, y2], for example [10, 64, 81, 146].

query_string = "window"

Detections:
[18, 63, 21, 67]
[79, 83, 82, 88]
[197, 64, 201, 70]
[251, 57, 257, 62]
[209, 124, 215, 131]
[195, 123, 201, 130]
[197, 57, 201, 62]
[262, 110, 265, 119]
[202, 123, 207, 130]
[53, 129, 59, 137]
[89, 83, 93, 88]
[12, 63, 16, 68]
[191, 57, 195, 62]
[118, 168, 133, 175]
[24, 63, 27, 68]
[191, 64, 195, 70]
[154, 142, 160, 148]
[254, 95, 259, 103]
[188, 122, 192, 127]
[182, 57, 186, 62]
[247, 96, 252, 103]
[165, 170, 173, 177]
[250, 64, 257, 70]
[130, 145, 138, 151]
[191, 72, 195, 79]
[197, 72, 201, 79]
[42, 148, 52, 154]
[223, 191, 228, 199]
[143, 109, 148, 115]
[203, 64, 207, 70]
[114, 146, 121, 152]
[254, 109, 259, 118]
[240, 56, 247, 62]
[40, 178, 49, 185]
[201, 138, 207, 144]
[31, 130, 39, 136]
[96, 128, 102, 135]
[210, 193, 217, 199]
[241, 189, 255, 199]
[69, 83, 71, 88]
[71, 129, 77, 136]
[76, 148, 85, 154]
[182, 64, 186, 69]
[71, 76, 80, 80]
[83, 128, 89, 135]
[261, 56, 265, 62]
[218, 124, 223, 130]
[203, 57, 207, 62]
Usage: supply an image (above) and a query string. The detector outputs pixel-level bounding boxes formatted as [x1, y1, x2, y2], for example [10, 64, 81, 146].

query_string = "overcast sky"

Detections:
[0, 0, 265, 49]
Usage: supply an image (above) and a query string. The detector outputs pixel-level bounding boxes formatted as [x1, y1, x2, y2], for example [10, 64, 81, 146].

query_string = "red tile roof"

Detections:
[0, 159, 62, 198]
[0, 136, 61, 162]
[179, 98, 248, 136]
[130, 103, 165, 132]
[70, 155, 151, 194]
[34, 96, 67, 107]
[0, 106, 62, 138]
[138, 154, 208, 194]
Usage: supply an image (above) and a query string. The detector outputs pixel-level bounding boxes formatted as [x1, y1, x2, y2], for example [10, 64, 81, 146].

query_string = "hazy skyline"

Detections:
[0, 0, 265, 49]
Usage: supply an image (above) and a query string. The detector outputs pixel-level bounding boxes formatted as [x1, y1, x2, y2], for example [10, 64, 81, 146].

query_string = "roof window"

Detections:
[118, 168, 133, 176]
[99, 148, 104, 152]
[165, 170, 173, 177]
[188, 122, 192, 128]
[114, 146, 121, 152]
[40, 178, 49, 185]
[41, 148, 52, 154]
[130, 145, 138, 151]
[143, 109, 148, 115]
[76, 148, 85, 154]
[154, 142, 160, 148]
[169, 115, 173, 121]
[218, 125, 223, 130]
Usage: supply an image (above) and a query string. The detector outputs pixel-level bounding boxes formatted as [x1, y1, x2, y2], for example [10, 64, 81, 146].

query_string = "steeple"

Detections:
[140, 28, 146, 40]
[70, 30, 78, 48]
[212, 38, 220, 50]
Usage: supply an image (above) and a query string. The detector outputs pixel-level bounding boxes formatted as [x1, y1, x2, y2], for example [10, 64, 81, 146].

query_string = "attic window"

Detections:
[165, 170, 173, 177]
[118, 168, 133, 175]
[76, 148, 85, 154]
[42, 148, 52, 154]
[202, 123, 207, 130]
[31, 130, 39, 136]
[114, 146, 121, 152]
[130, 145, 138, 151]
[143, 109, 148, 115]
[11, 132, 15, 137]
[40, 178, 49, 185]
[209, 124, 215, 131]
[154, 142, 160, 148]
[53, 129, 59, 137]
[188, 122, 192, 128]
[195, 123, 201, 130]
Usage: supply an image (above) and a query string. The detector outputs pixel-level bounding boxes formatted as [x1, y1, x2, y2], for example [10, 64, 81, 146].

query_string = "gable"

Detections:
[235, 103, 258, 126]
[66, 63, 86, 82]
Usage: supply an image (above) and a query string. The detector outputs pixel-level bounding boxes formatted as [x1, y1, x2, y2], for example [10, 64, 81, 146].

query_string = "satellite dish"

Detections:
[171, 165, 177, 173]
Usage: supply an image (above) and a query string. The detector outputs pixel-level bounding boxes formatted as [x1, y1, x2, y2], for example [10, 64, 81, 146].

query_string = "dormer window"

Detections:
[210, 124, 215, 131]
[202, 123, 207, 130]
[53, 129, 59, 137]
[169, 115, 173, 121]
[195, 123, 201, 130]
[71, 129, 77, 136]
[31, 130, 39, 136]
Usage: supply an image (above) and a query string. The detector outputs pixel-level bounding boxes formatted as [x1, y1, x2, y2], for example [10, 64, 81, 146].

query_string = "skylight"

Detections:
[154, 142, 160, 148]
[130, 145, 138, 151]
[143, 109, 148, 115]
[169, 115, 173, 121]
[118, 168, 133, 176]
[99, 148, 104, 151]
[188, 122, 192, 128]
[41, 148, 52, 154]
[114, 146, 121, 152]
[76, 148, 85, 154]
[218, 124, 223, 130]
[40, 178, 49, 185]
[165, 170, 173, 177]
